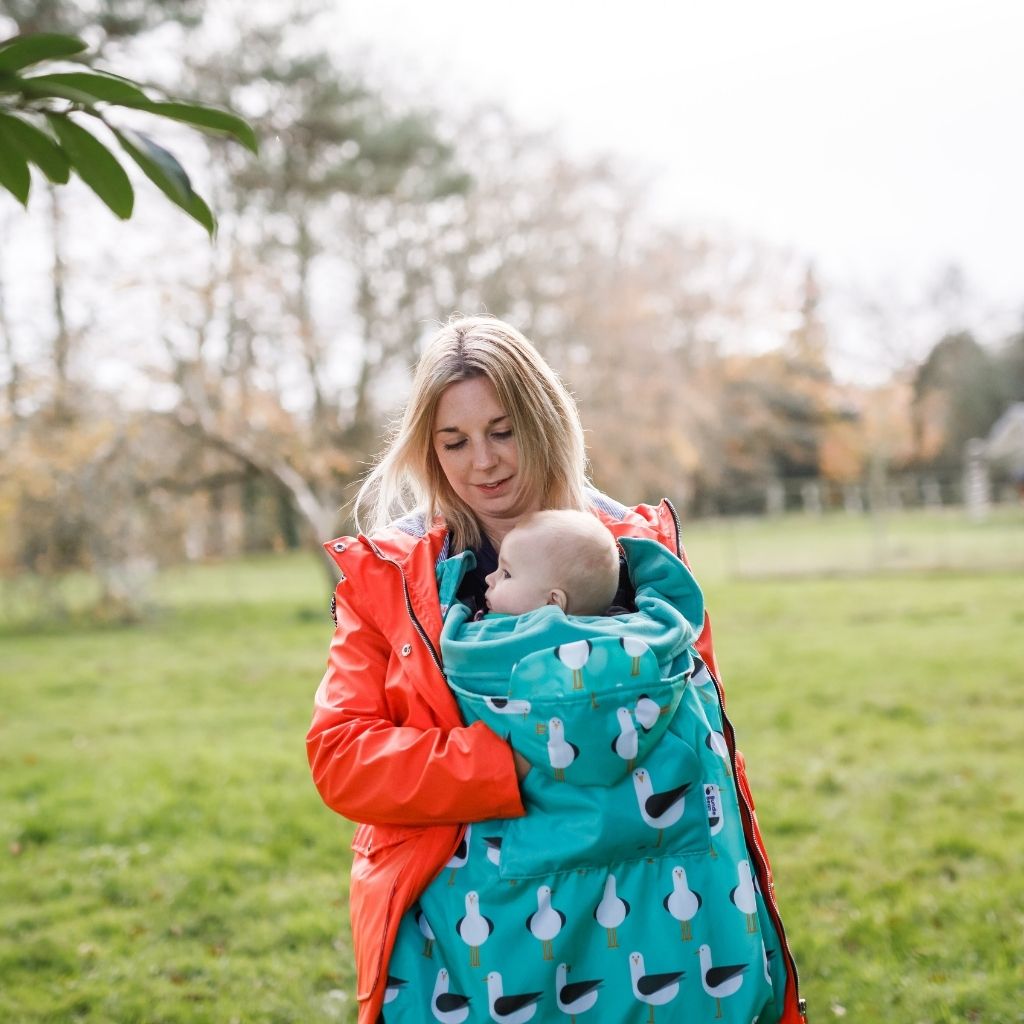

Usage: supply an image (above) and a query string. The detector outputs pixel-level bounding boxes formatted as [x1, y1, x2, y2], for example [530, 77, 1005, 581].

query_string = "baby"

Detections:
[484, 509, 620, 616]
[393, 515, 779, 1024]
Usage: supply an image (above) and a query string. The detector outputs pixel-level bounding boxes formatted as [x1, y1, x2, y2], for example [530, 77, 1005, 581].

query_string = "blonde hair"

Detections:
[514, 510, 620, 615]
[355, 315, 589, 551]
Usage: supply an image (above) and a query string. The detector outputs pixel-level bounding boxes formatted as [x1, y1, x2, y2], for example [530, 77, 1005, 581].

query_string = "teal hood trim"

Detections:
[437, 537, 705, 786]
[437, 537, 703, 682]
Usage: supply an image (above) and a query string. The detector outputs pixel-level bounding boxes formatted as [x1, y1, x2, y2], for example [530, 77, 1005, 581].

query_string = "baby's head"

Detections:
[484, 510, 620, 616]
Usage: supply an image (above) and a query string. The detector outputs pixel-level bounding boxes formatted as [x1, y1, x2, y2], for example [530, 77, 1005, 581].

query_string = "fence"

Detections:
[680, 503, 1024, 581]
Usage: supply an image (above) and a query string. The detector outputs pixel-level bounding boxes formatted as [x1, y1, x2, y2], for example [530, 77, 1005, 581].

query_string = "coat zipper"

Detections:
[364, 537, 444, 675]
[714, 674, 803, 1007]
[664, 498, 804, 1013]
[365, 537, 470, 905]
[665, 497, 684, 559]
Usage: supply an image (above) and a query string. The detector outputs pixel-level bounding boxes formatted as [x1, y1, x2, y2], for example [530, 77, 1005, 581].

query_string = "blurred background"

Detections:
[1, 2, 1022, 1022]
[2, 0, 1023, 608]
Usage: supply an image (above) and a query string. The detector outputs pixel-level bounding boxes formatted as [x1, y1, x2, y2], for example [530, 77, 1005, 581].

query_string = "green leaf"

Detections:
[115, 128, 215, 236]
[17, 78, 100, 104]
[187, 190, 216, 237]
[0, 34, 87, 73]
[114, 126, 214, 234]
[21, 71, 150, 105]
[0, 133, 31, 204]
[0, 112, 70, 183]
[46, 114, 133, 219]
[115, 128, 191, 206]
[129, 100, 259, 154]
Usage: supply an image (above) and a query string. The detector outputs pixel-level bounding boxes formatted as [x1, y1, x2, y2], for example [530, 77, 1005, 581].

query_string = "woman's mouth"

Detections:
[476, 477, 511, 494]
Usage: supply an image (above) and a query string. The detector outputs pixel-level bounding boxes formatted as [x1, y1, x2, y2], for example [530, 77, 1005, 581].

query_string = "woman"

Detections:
[306, 316, 805, 1024]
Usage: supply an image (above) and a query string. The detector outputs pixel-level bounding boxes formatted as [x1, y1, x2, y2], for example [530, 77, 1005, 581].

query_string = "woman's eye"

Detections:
[492, 430, 513, 441]
[442, 439, 468, 451]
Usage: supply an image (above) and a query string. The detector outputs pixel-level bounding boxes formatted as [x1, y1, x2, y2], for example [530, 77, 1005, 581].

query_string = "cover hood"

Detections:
[437, 537, 704, 785]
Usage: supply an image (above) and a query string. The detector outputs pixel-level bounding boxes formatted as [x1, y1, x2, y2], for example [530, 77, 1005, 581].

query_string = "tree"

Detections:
[137, 10, 473, 578]
[993, 328, 1024, 405]
[0, 32, 256, 232]
[911, 331, 1005, 470]
[0, 0, 202, 43]
[0, 25, 257, 618]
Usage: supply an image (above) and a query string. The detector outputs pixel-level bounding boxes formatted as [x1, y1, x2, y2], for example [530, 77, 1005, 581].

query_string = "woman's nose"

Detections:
[471, 440, 497, 470]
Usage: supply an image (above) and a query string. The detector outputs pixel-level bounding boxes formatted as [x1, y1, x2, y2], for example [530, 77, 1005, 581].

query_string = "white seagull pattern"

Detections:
[761, 939, 775, 987]
[526, 884, 566, 960]
[632, 767, 691, 847]
[729, 860, 759, 933]
[662, 865, 702, 941]
[484, 696, 532, 717]
[634, 694, 662, 732]
[628, 951, 684, 1022]
[554, 640, 592, 690]
[555, 962, 602, 1021]
[431, 967, 471, 1024]
[445, 824, 471, 885]
[619, 636, 649, 676]
[697, 943, 748, 1018]
[383, 974, 407, 1005]
[456, 889, 494, 967]
[416, 906, 436, 958]
[705, 729, 733, 777]
[485, 971, 543, 1024]
[547, 717, 579, 781]
[483, 835, 502, 867]
[593, 873, 630, 947]
[612, 707, 639, 769]
[690, 659, 716, 704]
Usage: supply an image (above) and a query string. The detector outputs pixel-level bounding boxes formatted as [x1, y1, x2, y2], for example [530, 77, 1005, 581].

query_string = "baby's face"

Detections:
[484, 526, 561, 615]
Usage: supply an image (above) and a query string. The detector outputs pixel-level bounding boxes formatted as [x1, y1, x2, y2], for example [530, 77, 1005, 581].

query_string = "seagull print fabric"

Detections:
[381, 538, 786, 1023]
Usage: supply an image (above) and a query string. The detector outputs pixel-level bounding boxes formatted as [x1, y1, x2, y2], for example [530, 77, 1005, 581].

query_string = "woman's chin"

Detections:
[469, 492, 531, 521]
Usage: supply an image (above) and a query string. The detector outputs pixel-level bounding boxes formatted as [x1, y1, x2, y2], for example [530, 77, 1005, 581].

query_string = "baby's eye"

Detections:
[442, 438, 467, 451]
[502, 569, 511, 579]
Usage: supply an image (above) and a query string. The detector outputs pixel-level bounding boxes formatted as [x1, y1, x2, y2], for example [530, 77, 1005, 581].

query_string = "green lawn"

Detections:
[679, 505, 1024, 579]
[1, 515, 1022, 1022]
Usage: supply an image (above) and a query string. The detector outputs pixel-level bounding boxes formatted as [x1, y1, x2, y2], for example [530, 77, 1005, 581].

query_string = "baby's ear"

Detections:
[547, 589, 568, 612]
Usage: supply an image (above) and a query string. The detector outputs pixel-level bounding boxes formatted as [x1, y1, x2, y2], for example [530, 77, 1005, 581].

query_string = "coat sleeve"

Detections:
[306, 581, 526, 828]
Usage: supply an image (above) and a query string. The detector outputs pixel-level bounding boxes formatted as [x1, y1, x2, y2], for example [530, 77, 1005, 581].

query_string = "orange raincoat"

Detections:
[306, 498, 806, 1024]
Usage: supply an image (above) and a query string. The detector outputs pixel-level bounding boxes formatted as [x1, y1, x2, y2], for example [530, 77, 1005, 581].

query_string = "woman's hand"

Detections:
[512, 748, 532, 782]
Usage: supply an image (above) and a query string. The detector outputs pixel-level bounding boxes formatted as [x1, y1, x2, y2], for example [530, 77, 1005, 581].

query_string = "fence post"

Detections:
[801, 480, 822, 516]
[922, 477, 943, 511]
[843, 483, 864, 514]
[964, 439, 990, 522]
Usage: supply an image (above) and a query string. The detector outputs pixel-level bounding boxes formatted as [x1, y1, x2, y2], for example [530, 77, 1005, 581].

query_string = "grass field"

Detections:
[680, 505, 1024, 579]
[1, 511, 1022, 1022]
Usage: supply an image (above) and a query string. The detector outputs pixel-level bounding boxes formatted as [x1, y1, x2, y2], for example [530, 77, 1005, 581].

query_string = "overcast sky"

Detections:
[339, 0, 1024, 350]
[5, 1, 1021, 391]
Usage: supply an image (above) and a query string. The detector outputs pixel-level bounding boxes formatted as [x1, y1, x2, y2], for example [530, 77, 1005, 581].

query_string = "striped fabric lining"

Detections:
[392, 488, 627, 568]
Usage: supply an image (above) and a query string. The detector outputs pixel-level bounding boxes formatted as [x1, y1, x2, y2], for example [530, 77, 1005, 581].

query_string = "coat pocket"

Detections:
[348, 826, 420, 1002]
[497, 731, 709, 879]
[349, 870, 399, 1002]
[350, 822, 424, 856]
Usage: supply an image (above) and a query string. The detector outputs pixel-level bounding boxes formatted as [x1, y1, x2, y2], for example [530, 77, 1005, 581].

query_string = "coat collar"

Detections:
[321, 495, 679, 718]
[323, 494, 673, 576]
[359, 512, 450, 566]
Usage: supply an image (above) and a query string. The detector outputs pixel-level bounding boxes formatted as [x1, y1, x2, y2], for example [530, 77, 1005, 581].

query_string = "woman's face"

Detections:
[432, 376, 540, 540]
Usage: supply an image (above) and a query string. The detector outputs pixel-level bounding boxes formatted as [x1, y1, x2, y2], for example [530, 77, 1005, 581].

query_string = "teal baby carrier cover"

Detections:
[383, 538, 787, 1024]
